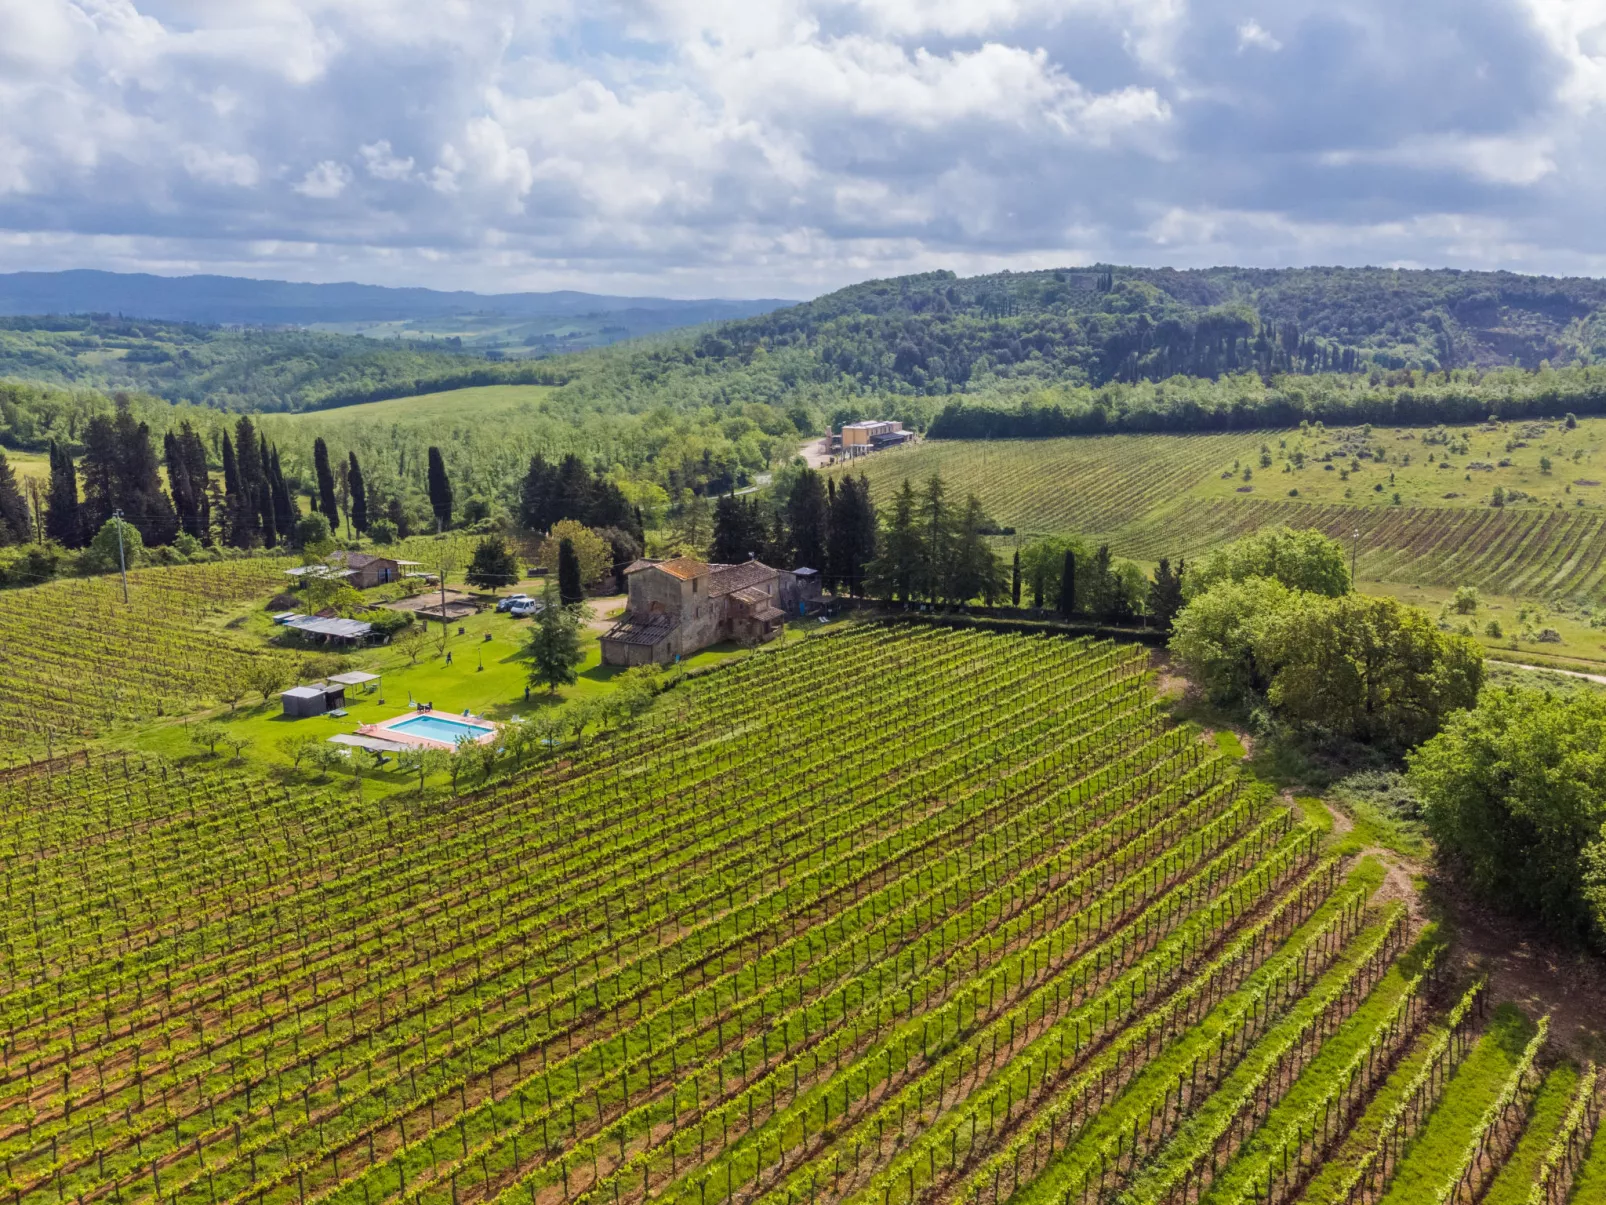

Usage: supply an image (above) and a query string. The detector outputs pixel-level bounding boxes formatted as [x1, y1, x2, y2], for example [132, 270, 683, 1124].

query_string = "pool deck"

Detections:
[358, 711, 500, 750]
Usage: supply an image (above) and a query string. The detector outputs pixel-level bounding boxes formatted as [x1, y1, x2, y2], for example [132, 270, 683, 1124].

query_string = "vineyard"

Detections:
[841, 424, 1606, 596]
[0, 559, 296, 750]
[2, 623, 1600, 1205]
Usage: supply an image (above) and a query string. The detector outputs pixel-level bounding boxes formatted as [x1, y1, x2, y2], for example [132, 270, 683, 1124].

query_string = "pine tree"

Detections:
[313, 438, 340, 529]
[348, 451, 368, 534]
[44, 440, 82, 548]
[0, 452, 29, 547]
[525, 580, 586, 693]
[1058, 550, 1077, 618]
[426, 446, 453, 531]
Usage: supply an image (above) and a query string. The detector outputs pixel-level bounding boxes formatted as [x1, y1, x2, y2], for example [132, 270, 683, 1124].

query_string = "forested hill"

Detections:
[0, 315, 564, 412]
[694, 265, 1606, 394]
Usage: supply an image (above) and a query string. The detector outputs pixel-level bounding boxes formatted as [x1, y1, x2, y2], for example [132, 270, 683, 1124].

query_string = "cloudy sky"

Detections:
[1, 0, 1604, 299]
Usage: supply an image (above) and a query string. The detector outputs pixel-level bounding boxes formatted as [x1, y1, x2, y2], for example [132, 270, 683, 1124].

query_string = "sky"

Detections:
[2, 0, 1605, 300]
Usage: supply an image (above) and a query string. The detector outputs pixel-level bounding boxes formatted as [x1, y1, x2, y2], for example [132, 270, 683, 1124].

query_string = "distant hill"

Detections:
[695, 265, 1606, 393]
[0, 270, 794, 352]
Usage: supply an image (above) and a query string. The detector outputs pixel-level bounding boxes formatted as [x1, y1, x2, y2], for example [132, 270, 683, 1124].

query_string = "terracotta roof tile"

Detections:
[656, 557, 710, 580]
[708, 560, 778, 597]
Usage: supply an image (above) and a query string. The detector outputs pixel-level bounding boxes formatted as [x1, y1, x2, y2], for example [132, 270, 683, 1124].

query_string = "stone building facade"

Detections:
[599, 557, 800, 666]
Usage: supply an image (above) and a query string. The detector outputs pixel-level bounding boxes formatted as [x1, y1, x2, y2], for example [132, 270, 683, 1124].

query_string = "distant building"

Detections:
[285, 552, 424, 590]
[836, 420, 910, 458]
[600, 557, 804, 666]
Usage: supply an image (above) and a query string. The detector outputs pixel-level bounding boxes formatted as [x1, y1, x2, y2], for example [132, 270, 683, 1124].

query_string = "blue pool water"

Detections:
[389, 714, 493, 744]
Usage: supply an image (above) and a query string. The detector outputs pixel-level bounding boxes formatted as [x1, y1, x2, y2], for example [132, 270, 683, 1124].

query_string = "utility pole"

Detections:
[1351, 527, 1360, 588]
[113, 508, 129, 604]
[440, 558, 449, 647]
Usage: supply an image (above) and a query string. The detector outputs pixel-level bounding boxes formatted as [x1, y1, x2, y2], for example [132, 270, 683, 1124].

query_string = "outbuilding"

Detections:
[280, 682, 347, 718]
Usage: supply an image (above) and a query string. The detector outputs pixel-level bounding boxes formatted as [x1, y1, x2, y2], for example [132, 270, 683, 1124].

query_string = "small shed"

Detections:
[281, 682, 347, 718]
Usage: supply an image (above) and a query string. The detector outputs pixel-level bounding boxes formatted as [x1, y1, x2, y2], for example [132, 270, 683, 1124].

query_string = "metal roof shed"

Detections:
[281, 683, 346, 718]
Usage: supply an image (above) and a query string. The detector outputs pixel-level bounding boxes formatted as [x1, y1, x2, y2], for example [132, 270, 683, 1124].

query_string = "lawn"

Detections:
[126, 590, 799, 791]
[268, 383, 558, 427]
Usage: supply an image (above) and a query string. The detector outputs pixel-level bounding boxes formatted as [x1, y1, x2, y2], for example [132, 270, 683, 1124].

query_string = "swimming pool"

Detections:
[386, 714, 496, 745]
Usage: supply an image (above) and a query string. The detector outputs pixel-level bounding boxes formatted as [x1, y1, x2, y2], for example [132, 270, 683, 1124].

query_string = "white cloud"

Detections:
[1235, 19, 1281, 52]
[0, 0, 1601, 295]
[181, 144, 261, 188]
[359, 140, 415, 180]
[293, 160, 352, 198]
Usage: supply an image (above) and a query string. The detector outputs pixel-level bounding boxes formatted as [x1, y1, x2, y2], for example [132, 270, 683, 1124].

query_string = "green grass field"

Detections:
[267, 382, 560, 427]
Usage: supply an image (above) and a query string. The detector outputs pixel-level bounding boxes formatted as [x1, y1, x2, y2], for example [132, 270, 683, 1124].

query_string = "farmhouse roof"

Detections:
[656, 557, 710, 581]
[622, 558, 660, 575]
[729, 586, 772, 607]
[338, 552, 396, 570]
[601, 613, 678, 647]
[708, 560, 778, 597]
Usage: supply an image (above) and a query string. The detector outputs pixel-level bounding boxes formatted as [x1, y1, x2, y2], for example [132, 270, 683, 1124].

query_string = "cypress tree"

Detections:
[557, 537, 584, 606]
[270, 450, 296, 545]
[258, 481, 277, 550]
[258, 435, 276, 540]
[426, 446, 453, 531]
[178, 423, 211, 543]
[0, 452, 28, 547]
[44, 440, 83, 548]
[1149, 557, 1185, 631]
[786, 468, 828, 571]
[165, 432, 199, 540]
[1012, 549, 1021, 607]
[348, 452, 368, 534]
[313, 438, 340, 529]
[1059, 549, 1076, 618]
[220, 433, 251, 547]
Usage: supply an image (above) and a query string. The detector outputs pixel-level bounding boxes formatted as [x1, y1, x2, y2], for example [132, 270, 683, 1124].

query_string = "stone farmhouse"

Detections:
[599, 557, 819, 666]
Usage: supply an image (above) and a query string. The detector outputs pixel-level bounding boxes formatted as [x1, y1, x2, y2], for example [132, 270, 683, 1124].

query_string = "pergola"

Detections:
[327, 670, 382, 695]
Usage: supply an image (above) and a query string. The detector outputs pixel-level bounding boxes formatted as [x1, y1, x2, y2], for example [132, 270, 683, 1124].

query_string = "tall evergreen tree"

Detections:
[1011, 548, 1021, 607]
[44, 440, 83, 548]
[786, 468, 829, 571]
[348, 451, 369, 534]
[1058, 550, 1076, 618]
[178, 423, 211, 544]
[313, 438, 340, 529]
[80, 402, 177, 545]
[825, 474, 877, 597]
[1149, 557, 1185, 632]
[557, 537, 584, 606]
[270, 450, 296, 546]
[228, 418, 263, 547]
[258, 435, 276, 540]
[951, 494, 1006, 604]
[518, 454, 559, 531]
[0, 452, 29, 547]
[426, 446, 454, 531]
[220, 433, 253, 547]
[258, 481, 277, 550]
[165, 431, 200, 540]
[867, 478, 922, 602]
[919, 474, 956, 602]
[711, 493, 767, 564]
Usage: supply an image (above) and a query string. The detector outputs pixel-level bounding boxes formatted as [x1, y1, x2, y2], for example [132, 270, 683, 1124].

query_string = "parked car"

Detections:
[509, 598, 545, 618]
[496, 593, 533, 613]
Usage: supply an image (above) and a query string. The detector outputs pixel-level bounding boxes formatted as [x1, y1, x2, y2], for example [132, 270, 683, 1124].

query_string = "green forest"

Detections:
[0, 315, 567, 412]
